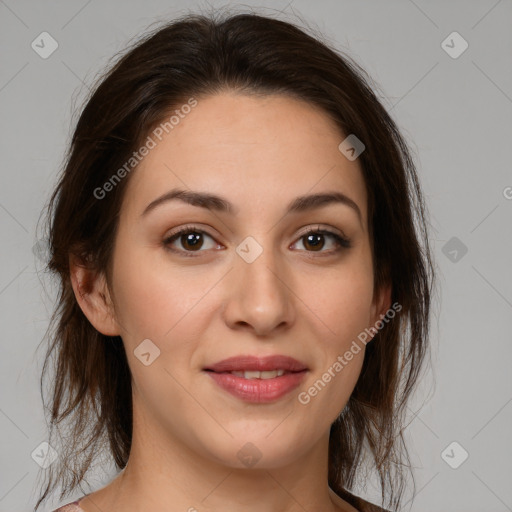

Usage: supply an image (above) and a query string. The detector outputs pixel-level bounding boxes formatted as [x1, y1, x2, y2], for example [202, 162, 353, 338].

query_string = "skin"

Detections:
[70, 92, 391, 512]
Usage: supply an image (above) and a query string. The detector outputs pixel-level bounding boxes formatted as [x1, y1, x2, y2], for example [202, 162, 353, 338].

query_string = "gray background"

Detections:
[1, 1, 511, 511]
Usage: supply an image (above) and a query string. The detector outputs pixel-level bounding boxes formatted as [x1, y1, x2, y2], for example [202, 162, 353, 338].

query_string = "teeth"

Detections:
[230, 369, 286, 379]
[245, 370, 263, 379]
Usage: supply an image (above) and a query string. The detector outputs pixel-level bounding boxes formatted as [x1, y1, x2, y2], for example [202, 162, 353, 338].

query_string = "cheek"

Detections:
[296, 271, 372, 420]
[112, 258, 207, 405]
[304, 263, 375, 347]
[295, 259, 373, 413]
[111, 248, 211, 342]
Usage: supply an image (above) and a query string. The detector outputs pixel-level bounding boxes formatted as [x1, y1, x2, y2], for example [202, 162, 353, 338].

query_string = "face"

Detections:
[95, 92, 389, 469]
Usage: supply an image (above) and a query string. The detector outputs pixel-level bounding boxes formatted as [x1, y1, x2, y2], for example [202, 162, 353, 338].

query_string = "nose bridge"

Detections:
[238, 236, 284, 291]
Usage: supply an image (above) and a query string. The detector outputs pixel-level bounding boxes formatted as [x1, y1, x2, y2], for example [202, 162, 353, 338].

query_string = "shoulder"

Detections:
[52, 499, 85, 511]
[359, 499, 390, 512]
[333, 487, 391, 512]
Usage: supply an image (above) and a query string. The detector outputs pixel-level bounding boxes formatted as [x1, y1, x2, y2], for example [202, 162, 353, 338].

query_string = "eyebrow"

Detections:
[141, 188, 363, 226]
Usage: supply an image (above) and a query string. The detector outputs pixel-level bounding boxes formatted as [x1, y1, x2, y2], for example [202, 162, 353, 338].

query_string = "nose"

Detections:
[221, 241, 296, 337]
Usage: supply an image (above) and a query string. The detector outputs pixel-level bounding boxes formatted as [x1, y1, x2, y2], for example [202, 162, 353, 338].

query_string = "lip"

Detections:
[204, 355, 308, 404]
[204, 355, 308, 373]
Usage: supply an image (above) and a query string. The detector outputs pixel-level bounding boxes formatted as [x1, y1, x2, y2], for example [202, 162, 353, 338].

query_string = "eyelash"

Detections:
[162, 224, 351, 258]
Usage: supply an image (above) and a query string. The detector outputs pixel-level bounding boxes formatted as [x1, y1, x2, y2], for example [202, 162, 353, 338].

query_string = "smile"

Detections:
[203, 354, 309, 403]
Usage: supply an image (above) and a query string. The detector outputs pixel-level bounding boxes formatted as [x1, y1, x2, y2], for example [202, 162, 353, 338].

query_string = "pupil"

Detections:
[183, 233, 202, 250]
[306, 234, 324, 251]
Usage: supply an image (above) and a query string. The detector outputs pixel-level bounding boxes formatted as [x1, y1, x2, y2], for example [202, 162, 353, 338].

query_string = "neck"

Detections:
[91, 401, 352, 512]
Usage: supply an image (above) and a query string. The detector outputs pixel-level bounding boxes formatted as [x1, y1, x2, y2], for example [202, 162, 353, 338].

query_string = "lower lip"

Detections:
[206, 371, 307, 403]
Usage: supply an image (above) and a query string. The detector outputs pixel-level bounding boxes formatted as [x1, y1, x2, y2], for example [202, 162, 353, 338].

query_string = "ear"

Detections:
[369, 282, 392, 332]
[69, 254, 120, 336]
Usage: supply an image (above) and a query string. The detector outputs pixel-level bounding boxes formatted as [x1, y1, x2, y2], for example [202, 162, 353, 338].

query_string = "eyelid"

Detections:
[295, 223, 348, 241]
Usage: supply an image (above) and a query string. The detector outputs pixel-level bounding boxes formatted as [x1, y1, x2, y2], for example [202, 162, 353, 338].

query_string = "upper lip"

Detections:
[204, 355, 308, 373]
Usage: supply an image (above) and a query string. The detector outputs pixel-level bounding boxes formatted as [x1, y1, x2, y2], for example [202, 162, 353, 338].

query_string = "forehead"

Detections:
[121, 92, 368, 225]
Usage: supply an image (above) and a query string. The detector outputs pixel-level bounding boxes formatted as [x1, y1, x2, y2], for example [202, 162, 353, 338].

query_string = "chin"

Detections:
[192, 426, 317, 471]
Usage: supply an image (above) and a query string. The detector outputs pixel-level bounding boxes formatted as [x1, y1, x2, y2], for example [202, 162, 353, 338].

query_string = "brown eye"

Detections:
[163, 226, 219, 256]
[176, 232, 204, 251]
[293, 228, 351, 254]
[303, 233, 325, 251]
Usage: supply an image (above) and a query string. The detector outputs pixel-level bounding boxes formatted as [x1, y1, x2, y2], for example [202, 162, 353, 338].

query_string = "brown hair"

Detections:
[35, 8, 435, 511]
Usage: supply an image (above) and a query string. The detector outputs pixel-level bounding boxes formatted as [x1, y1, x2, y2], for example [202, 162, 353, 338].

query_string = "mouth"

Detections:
[204, 354, 308, 373]
[219, 369, 287, 379]
[203, 355, 308, 403]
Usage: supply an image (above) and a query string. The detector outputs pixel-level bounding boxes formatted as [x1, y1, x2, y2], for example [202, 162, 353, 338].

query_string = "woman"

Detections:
[35, 9, 435, 512]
